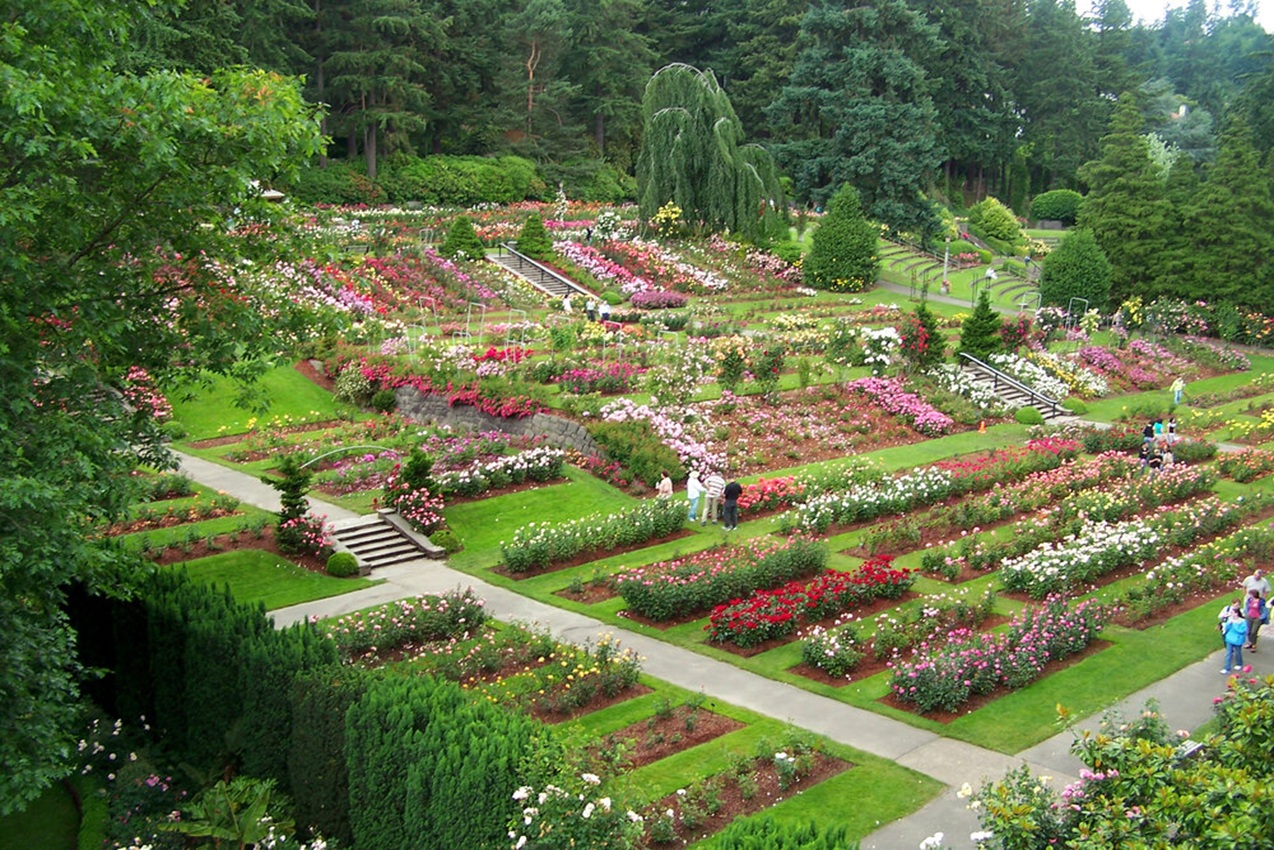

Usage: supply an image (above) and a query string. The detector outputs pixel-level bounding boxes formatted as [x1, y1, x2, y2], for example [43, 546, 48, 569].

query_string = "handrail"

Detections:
[958, 352, 1062, 418]
[497, 243, 593, 298]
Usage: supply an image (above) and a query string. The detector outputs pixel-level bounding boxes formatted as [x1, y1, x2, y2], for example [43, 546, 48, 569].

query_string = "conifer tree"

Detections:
[957, 290, 1003, 360]
[516, 213, 555, 260]
[1038, 228, 1113, 313]
[440, 215, 487, 261]
[803, 184, 879, 292]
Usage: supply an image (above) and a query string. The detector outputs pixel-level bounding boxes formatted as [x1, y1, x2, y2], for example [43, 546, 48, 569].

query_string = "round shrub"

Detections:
[1015, 407, 1046, 425]
[430, 528, 462, 554]
[1030, 189, 1083, 225]
[1062, 397, 1088, 415]
[326, 551, 359, 577]
[967, 197, 1021, 243]
[371, 389, 397, 414]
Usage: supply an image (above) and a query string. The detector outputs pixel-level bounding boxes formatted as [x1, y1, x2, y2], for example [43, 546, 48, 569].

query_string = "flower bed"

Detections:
[705, 556, 913, 648]
[323, 589, 488, 658]
[556, 362, 645, 394]
[736, 476, 806, 513]
[843, 377, 955, 436]
[1217, 448, 1274, 483]
[780, 467, 958, 534]
[434, 447, 566, 497]
[889, 596, 1106, 713]
[800, 588, 997, 679]
[501, 497, 687, 573]
[613, 535, 828, 622]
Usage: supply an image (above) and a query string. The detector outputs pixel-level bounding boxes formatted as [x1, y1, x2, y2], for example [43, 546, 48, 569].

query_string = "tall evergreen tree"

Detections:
[1180, 116, 1274, 307]
[1076, 95, 1173, 302]
[957, 290, 1004, 360]
[1038, 228, 1113, 312]
[636, 64, 785, 242]
[766, 0, 943, 238]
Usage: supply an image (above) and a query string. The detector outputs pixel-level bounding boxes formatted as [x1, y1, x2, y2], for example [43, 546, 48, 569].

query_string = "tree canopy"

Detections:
[0, 0, 330, 810]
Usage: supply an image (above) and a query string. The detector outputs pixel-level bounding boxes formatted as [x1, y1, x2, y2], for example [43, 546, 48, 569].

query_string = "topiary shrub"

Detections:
[326, 552, 359, 578]
[957, 290, 1004, 360]
[804, 184, 878, 292]
[1015, 407, 1046, 425]
[1062, 397, 1088, 415]
[439, 216, 487, 261]
[370, 389, 397, 414]
[967, 197, 1022, 244]
[1038, 228, 1112, 313]
[516, 214, 554, 260]
[429, 528, 462, 554]
[1030, 189, 1083, 225]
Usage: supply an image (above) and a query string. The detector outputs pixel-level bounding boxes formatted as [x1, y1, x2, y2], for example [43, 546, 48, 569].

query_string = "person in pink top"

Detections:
[701, 470, 726, 526]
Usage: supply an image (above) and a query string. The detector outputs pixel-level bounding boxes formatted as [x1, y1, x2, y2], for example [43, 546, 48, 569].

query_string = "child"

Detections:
[1222, 606, 1249, 674]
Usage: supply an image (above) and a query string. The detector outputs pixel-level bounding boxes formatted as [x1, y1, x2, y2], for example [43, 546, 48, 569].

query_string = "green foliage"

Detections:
[429, 527, 462, 554]
[1061, 397, 1088, 415]
[326, 552, 359, 577]
[588, 419, 686, 486]
[1014, 407, 1045, 425]
[439, 216, 488, 261]
[967, 197, 1022, 243]
[1038, 228, 1112, 312]
[1030, 189, 1083, 224]
[956, 291, 1004, 360]
[803, 185, 879, 292]
[516, 213, 555, 260]
[900, 302, 946, 371]
[161, 777, 294, 848]
[380, 155, 541, 205]
[290, 160, 388, 205]
[370, 389, 397, 414]
[708, 814, 853, 848]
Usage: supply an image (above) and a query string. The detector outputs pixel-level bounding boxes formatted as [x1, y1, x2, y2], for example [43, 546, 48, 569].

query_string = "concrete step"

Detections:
[330, 514, 442, 570]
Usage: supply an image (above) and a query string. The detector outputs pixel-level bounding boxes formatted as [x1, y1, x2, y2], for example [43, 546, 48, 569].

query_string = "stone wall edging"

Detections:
[395, 386, 601, 456]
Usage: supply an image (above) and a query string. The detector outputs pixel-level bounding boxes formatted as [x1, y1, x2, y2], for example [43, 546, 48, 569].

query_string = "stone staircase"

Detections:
[960, 354, 1064, 419]
[331, 511, 444, 570]
[492, 244, 593, 300]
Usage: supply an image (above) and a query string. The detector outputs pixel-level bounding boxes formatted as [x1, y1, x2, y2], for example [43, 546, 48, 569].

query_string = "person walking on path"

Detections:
[1243, 588, 1267, 651]
[1242, 567, 1270, 600]
[585, 299, 597, 322]
[1171, 376, 1186, 405]
[1222, 607, 1249, 674]
[722, 479, 743, 531]
[1153, 417, 1164, 441]
[599, 300, 611, 322]
[656, 470, 673, 500]
[701, 470, 726, 526]
[685, 471, 704, 521]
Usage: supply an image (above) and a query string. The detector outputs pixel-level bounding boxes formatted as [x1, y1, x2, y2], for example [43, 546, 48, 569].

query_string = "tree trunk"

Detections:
[365, 123, 378, 182]
[594, 112, 606, 155]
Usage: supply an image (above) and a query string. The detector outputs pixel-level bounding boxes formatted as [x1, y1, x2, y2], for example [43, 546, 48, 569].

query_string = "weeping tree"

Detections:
[636, 63, 786, 244]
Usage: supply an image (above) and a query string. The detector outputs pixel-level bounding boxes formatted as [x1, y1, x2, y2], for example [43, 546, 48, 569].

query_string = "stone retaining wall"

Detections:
[395, 386, 601, 455]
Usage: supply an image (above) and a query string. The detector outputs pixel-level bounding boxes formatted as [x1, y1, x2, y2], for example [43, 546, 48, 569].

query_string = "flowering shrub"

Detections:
[613, 535, 828, 621]
[277, 512, 334, 558]
[501, 498, 686, 572]
[780, 467, 957, 534]
[844, 377, 954, 436]
[447, 382, 543, 419]
[120, 366, 173, 421]
[1217, 448, 1274, 482]
[508, 775, 643, 850]
[629, 289, 688, 309]
[556, 362, 644, 395]
[706, 556, 913, 648]
[434, 447, 566, 497]
[890, 596, 1105, 712]
[324, 589, 487, 658]
[737, 476, 805, 512]
[599, 397, 724, 472]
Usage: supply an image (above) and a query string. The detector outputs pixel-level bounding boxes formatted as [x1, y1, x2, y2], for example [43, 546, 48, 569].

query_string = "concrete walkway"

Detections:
[176, 450, 1249, 850]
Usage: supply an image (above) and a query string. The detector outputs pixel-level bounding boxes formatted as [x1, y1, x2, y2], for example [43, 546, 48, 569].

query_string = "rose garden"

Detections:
[12, 197, 1271, 850]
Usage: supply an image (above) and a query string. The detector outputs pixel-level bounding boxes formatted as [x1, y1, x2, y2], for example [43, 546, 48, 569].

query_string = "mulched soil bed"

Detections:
[105, 508, 241, 536]
[530, 684, 654, 724]
[185, 418, 346, 450]
[1112, 581, 1248, 630]
[592, 706, 746, 770]
[145, 526, 331, 574]
[875, 638, 1113, 723]
[491, 529, 696, 580]
[555, 581, 618, 605]
[640, 753, 852, 847]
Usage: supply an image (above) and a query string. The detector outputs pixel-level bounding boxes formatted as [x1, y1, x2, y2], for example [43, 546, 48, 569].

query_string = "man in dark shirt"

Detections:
[722, 479, 744, 531]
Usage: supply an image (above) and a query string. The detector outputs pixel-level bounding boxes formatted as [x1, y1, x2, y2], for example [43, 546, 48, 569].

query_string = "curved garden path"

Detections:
[174, 449, 1243, 849]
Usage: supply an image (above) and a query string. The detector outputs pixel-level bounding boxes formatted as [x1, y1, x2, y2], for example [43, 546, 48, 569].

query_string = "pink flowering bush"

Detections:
[555, 362, 645, 395]
[630, 289, 688, 309]
[324, 589, 487, 658]
[890, 596, 1105, 712]
[120, 366, 173, 422]
[737, 476, 806, 512]
[277, 512, 334, 558]
[844, 377, 954, 436]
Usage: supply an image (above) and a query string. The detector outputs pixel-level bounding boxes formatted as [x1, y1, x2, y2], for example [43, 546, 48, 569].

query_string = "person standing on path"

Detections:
[599, 300, 611, 322]
[701, 470, 726, 526]
[656, 470, 673, 500]
[1243, 588, 1267, 651]
[1171, 376, 1186, 405]
[686, 471, 704, 521]
[1222, 607, 1248, 674]
[1242, 567, 1270, 601]
[722, 479, 743, 531]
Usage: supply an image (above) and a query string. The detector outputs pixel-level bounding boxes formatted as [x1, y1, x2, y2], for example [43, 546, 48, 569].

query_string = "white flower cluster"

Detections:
[928, 363, 1013, 410]
[988, 353, 1071, 400]
[1000, 517, 1160, 597]
[784, 467, 956, 532]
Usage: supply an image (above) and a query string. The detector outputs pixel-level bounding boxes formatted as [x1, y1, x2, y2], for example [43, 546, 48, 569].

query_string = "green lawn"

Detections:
[0, 782, 77, 850]
[171, 364, 354, 440]
[179, 549, 379, 610]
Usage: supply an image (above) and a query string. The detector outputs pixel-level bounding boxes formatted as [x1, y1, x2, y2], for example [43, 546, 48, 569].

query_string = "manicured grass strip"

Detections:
[179, 550, 379, 610]
[171, 364, 347, 440]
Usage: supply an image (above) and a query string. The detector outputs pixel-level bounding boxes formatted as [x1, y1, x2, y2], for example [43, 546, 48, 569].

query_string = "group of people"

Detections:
[1140, 416, 1177, 474]
[561, 293, 611, 322]
[1219, 567, 1270, 674]
[665, 469, 744, 531]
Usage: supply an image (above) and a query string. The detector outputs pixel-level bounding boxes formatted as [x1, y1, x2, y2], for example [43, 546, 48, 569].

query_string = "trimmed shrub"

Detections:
[379, 154, 541, 205]
[1039, 228, 1112, 312]
[289, 160, 387, 205]
[968, 197, 1022, 243]
[1015, 407, 1046, 425]
[1030, 189, 1083, 224]
[957, 290, 1004, 360]
[439, 215, 487, 261]
[1062, 397, 1088, 415]
[429, 527, 462, 554]
[516, 213, 554, 260]
[804, 184, 879, 292]
[326, 551, 359, 577]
